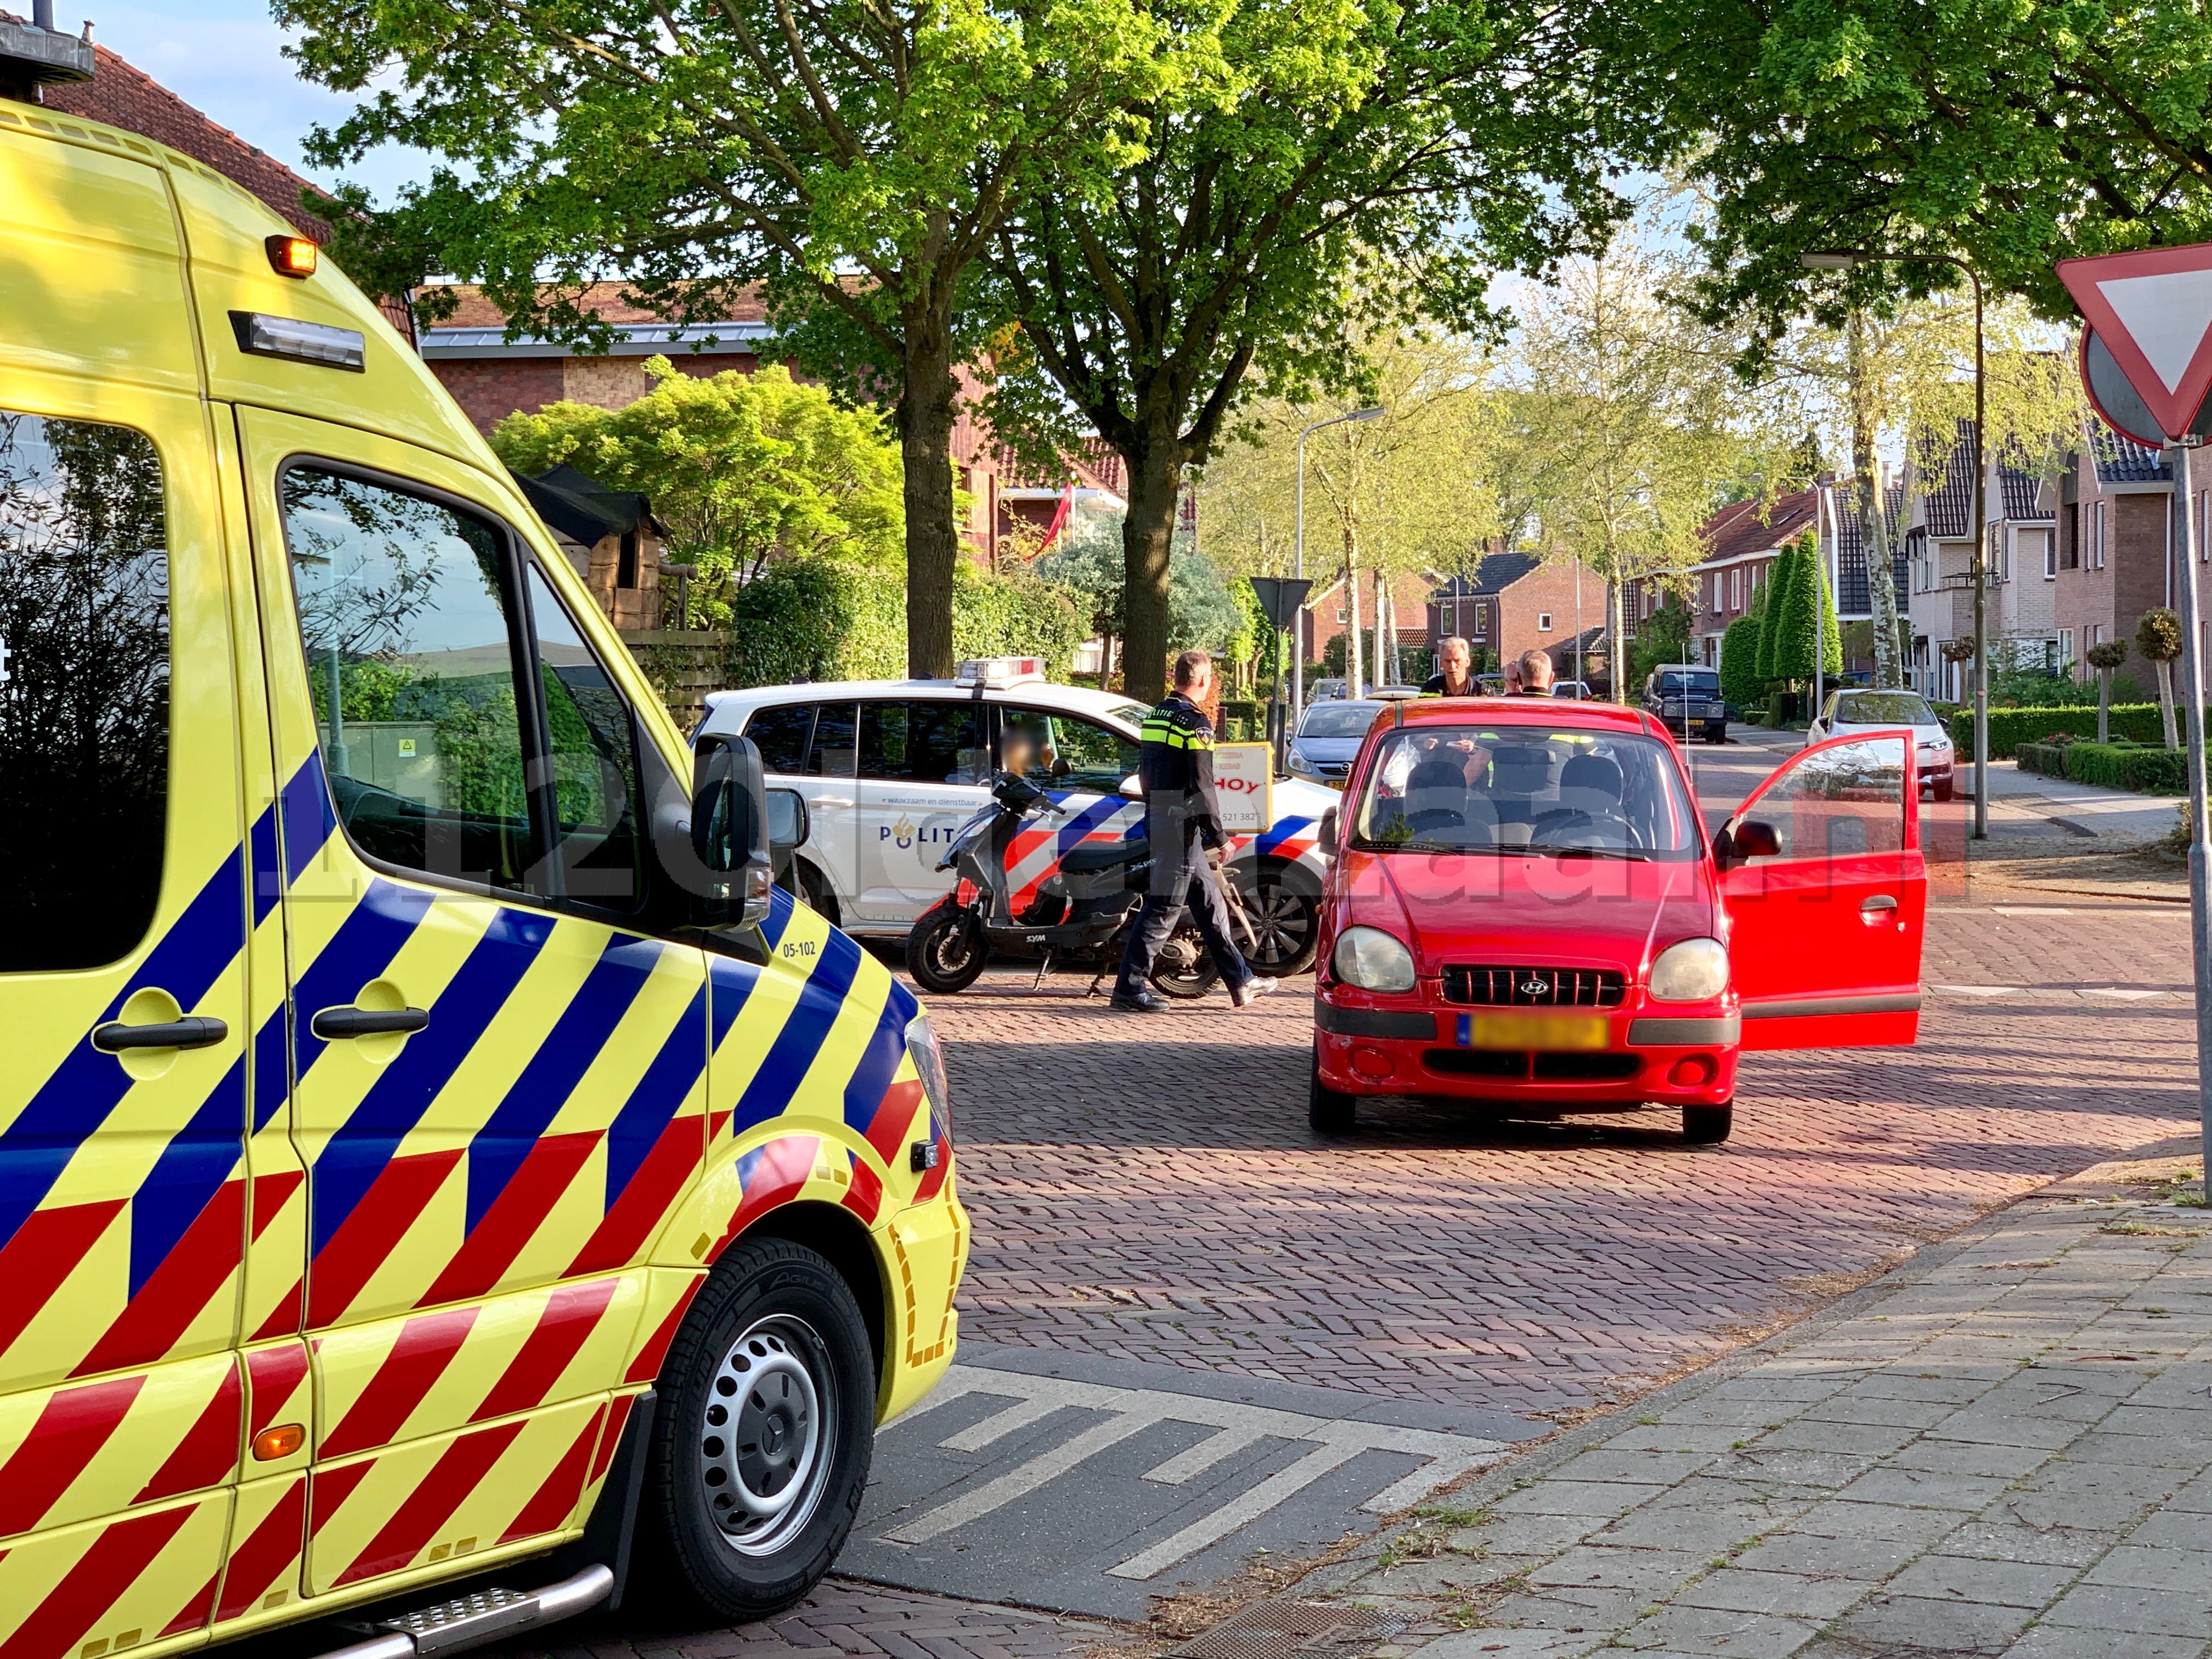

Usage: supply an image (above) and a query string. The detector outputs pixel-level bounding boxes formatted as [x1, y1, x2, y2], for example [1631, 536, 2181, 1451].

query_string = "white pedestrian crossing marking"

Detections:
[880, 1366, 1511, 1578]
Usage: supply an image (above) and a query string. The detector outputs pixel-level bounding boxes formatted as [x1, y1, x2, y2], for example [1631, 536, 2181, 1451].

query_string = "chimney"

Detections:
[1, 5, 95, 104]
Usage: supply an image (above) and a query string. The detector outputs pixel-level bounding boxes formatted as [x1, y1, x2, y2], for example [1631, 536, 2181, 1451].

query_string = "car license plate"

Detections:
[1457, 1013, 1610, 1050]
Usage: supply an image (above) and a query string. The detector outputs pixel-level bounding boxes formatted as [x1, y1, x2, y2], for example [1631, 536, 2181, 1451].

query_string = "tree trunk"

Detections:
[1120, 437, 1182, 704]
[1849, 313, 1905, 692]
[1606, 579, 1623, 702]
[1344, 546, 1364, 692]
[2159, 657, 2179, 748]
[898, 315, 962, 679]
[2098, 666, 2111, 743]
[1373, 568, 1387, 688]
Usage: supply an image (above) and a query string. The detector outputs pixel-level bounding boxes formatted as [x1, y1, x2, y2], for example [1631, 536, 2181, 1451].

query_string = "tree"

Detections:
[1754, 539, 1795, 685]
[281, 0, 1203, 679]
[977, 0, 1623, 701]
[489, 360, 904, 623]
[2087, 637, 2129, 744]
[1718, 614, 1762, 709]
[1768, 529, 1841, 687]
[1506, 247, 1769, 701]
[1615, 0, 2212, 329]
[1630, 594, 1695, 685]
[1197, 332, 1501, 697]
[2138, 608, 2184, 751]
[1032, 500, 1250, 682]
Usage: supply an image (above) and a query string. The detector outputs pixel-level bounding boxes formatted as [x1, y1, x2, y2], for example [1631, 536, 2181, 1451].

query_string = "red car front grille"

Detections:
[1442, 965, 1627, 1008]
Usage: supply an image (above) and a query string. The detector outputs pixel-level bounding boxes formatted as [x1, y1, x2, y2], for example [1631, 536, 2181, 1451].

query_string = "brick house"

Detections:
[1903, 423, 2068, 701]
[1300, 568, 1437, 681]
[1676, 489, 1821, 669]
[2048, 427, 2175, 692]
[1426, 552, 1607, 680]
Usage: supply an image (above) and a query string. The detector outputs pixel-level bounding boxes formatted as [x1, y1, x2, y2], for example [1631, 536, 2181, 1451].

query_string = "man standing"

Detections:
[1111, 650, 1268, 1013]
[1510, 648, 1556, 696]
[1421, 636, 1478, 697]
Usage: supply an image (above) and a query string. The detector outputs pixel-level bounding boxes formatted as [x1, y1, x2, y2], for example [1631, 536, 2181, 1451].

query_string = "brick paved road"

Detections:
[933, 903, 2198, 1424]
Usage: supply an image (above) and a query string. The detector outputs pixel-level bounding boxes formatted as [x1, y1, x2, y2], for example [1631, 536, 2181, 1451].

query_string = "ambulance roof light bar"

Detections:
[954, 656, 1047, 688]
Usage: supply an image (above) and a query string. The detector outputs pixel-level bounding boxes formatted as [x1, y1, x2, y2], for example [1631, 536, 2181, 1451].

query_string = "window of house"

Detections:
[1538, 612, 1553, 631]
[2062, 502, 2080, 569]
[2059, 627, 2074, 671]
[1998, 526, 2011, 584]
[2044, 531, 2057, 579]
[2091, 500, 2107, 569]
[0, 410, 170, 970]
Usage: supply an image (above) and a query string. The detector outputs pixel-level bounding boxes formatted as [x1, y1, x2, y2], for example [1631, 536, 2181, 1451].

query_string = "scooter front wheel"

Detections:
[906, 901, 988, 994]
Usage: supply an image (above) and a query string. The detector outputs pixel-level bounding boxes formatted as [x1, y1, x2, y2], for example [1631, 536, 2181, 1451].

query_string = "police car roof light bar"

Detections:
[954, 656, 1047, 688]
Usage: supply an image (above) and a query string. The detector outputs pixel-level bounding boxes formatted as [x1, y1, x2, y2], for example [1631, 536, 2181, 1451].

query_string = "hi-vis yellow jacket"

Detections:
[0, 100, 964, 1656]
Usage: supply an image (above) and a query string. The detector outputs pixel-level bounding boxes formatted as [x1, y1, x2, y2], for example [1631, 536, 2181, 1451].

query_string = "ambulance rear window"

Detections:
[0, 411, 170, 971]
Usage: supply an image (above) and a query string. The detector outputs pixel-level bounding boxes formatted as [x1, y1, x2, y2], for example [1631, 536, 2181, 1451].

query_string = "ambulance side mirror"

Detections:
[1319, 806, 1338, 857]
[692, 734, 774, 930]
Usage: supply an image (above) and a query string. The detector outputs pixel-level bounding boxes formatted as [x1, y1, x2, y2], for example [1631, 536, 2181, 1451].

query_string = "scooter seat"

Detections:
[1057, 839, 1147, 873]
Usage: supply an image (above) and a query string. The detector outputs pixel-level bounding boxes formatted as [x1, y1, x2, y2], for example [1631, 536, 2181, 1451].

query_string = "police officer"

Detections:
[1110, 650, 1271, 1013]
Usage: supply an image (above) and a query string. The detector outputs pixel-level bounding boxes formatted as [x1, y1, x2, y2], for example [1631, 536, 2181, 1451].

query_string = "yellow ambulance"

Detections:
[0, 55, 966, 1659]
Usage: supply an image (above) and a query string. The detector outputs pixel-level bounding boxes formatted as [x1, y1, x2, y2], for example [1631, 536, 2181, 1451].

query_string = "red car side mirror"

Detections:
[1721, 819, 1780, 866]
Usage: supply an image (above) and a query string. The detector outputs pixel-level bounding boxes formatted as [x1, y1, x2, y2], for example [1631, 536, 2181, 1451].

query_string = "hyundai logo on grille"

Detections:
[1518, 977, 1550, 997]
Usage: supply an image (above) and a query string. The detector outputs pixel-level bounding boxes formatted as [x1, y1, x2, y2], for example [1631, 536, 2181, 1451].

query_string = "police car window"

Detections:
[527, 565, 643, 911]
[281, 467, 533, 891]
[746, 703, 814, 774]
[859, 700, 986, 783]
[808, 702, 858, 778]
[0, 411, 169, 971]
[1352, 726, 1700, 860]
[1745, 736, 1906, 860]
[1001, 708, 1138, 792]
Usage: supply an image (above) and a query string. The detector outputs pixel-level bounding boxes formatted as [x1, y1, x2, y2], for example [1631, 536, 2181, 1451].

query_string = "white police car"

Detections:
[693, 658, 1338, 973]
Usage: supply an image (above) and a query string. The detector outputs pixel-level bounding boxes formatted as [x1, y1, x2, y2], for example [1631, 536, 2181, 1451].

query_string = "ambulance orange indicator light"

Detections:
[252, 1423, 304, 1460]
[264, 234, 317, 278]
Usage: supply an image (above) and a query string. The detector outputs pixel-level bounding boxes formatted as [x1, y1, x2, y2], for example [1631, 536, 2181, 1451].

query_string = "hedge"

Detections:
[1951, 703, 2186, 758]
[2016, 741, 2068, 778]
[2061, 741, 2187, 794]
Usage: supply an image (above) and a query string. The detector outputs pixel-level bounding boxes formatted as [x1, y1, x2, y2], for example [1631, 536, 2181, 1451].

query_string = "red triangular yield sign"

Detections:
[2059, 243, 2212, 440]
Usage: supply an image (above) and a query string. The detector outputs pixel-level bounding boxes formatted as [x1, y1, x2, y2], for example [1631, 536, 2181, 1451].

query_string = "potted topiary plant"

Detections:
[2085, 638, 2128, 743]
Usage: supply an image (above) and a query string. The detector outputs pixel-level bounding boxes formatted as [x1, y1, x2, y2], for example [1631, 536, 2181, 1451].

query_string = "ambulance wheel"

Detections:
[907, 901, 986, 994]
[1310, 1048, 1356, 1135]
[1151, 919, 1223, 999]
[1238, 866, 1320, 977]
[640, 1237, 876, 1622]
[1681, 1102, 1733, 1145]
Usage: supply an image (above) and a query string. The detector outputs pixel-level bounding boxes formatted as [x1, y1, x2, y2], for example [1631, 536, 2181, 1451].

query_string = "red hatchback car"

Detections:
[1310, 699, 1928, 1143]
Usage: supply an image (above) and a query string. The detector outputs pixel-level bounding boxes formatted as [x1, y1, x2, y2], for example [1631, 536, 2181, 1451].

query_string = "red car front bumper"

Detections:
[1314, 990, 1739, 1107]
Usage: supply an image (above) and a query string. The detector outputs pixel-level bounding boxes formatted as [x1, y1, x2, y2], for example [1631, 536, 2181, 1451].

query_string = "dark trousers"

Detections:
[1113, 836, 1251, 997]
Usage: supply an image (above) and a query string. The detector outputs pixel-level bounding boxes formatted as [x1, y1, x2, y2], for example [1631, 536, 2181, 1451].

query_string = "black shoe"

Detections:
[1109, 988, 1170, 1013]
[1231, 977, 1276, 1008]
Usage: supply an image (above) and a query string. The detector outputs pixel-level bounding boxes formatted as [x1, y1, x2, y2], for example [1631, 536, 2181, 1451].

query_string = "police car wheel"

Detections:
[1309, 1048, 1356, 1134]
[907, 901, 987, 994]
[642, 1238, 875, 1621]
[1239, 869, 1319, 977]
[1681, 1102, 1733, 1145]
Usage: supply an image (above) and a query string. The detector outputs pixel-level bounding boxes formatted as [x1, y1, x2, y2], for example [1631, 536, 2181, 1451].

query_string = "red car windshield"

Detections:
[1350, 725, 1700, 860]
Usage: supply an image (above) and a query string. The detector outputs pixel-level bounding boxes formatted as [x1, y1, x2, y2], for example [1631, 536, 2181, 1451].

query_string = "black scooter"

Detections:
[904, 771, 1234, 998]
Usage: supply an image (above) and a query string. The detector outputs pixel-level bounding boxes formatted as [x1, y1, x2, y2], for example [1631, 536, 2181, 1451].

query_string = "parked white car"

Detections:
[692, 658, 1341, 973]
[1808, 688, 1956, 800]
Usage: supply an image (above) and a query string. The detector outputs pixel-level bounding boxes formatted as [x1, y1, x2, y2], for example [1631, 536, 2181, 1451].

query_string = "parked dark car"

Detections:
[1642, 667, 1733, 744]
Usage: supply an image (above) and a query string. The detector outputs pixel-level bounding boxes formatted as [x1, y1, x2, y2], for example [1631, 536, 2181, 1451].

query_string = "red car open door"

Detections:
[1720, 731, 1925, 1051]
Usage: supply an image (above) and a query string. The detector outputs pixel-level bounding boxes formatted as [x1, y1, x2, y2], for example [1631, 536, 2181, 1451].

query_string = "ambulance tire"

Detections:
[1681, 1102, 1733, 1145]
[1309, 1048, 1356, 1135]
[907, 901, 988, 994]
[640, 1238, 876, 1623]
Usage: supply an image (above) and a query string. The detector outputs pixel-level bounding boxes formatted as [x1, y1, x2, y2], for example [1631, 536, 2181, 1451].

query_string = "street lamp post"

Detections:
[1804, 250, 1989, 839]
[1294, 406, 1385, 713]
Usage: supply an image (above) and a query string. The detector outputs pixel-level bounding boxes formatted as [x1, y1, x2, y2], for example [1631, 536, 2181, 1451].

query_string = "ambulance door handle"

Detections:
[312, 1006, 431, 1040]
[93, 1016, 229, 1052]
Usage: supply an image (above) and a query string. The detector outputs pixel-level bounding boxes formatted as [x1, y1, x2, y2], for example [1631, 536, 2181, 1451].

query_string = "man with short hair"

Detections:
[1420, 636, 1477, 697]
[1511, 648, 1555, 696]
[1111, 650, 1266, 1013]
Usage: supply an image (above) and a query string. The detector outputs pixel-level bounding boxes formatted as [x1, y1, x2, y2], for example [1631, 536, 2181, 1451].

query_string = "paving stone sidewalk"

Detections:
[1308, 1142, 2212, 1659]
